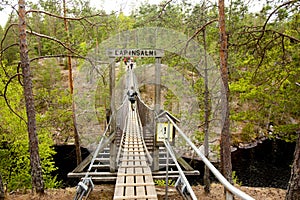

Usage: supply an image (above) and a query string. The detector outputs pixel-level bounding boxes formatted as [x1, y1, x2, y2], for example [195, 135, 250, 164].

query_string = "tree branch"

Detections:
[252, 34, 282, 80]
[1, 23, 18, 51]
[254, 29, 299, 43]
[29, 54, 86, 62]
[1, 23, 18, 77]
[183, 19, 218, 56]
[231, 27, 299, 48]
[29, 54, 107, 78]
[0, 43, 19, 56]
[257, 0, 298, 45]
[3, 73, 27, 123]
[0, 43, 19, 77]
[26, 30, 76, 53]
[187, 19, 218, 43]
[26, 9, 111, 25]
[158, 0, 173, 18]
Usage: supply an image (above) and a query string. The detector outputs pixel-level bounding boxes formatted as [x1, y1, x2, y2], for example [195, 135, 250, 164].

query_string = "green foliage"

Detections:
[194, 130, 204, 143]
[134, 2, 186, 30]
[163, 89, 179, 113]
[95, 81, 110, 125]
[271, 124, 300, 142]
[0, 63, 60, 191]
[228, 0, 300, 143]
[0, 22, 19, 63]
[31, 59, 73, 141]
[232, 171, 242, 186]
[240, 124, 258, 142]
[154, 179, 175, 186]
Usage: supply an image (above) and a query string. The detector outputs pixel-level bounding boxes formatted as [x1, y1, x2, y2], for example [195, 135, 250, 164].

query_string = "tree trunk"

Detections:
[203, 28, 210, 194]
[286, 132, 300, 200]
[18, 0, 44, 194]
[218, 0, 232, 184]
[0, 173, 4, 200]
[63, 0, 82, 165]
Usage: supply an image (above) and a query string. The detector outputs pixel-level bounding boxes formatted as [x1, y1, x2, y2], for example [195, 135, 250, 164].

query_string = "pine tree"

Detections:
[218, 0, 233, 187]
[18, 0, 44, 194]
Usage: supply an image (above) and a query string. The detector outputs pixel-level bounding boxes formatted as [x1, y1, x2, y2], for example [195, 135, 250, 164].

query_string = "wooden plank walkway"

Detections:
[113, 108, 158, 200]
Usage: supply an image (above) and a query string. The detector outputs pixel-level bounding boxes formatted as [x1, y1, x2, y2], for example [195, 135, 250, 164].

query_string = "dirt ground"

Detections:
[5, 183, 286, 200]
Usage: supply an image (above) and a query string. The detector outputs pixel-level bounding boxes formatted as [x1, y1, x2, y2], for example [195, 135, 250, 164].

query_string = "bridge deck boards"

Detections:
[113, 110, 157, 200]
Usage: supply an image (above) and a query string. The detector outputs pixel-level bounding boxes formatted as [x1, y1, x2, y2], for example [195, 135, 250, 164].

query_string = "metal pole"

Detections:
[165, 121, 171, 200]
[155, 57, 161, 113]
[153, 57, 161, 171]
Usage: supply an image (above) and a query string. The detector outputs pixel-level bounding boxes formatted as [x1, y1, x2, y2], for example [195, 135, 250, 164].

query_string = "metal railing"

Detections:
[73, 107, 120, 200]
[164, 139, 197, 199]
[162, 113, 255, 200]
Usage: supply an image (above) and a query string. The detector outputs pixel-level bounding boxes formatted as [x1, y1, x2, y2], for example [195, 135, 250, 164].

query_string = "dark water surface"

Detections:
[187, 139, 295, 189]
[52, 145, 90, 187]
[53, 139, 295, 189]
[231, 139, 295, 189]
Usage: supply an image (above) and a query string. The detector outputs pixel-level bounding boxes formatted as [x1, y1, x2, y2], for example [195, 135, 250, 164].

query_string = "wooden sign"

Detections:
[107, 49, 164, 57]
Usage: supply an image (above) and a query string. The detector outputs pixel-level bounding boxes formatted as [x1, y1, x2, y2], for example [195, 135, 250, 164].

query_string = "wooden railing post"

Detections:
[226, 190, 233, 200]
[109, 57, 116, 172]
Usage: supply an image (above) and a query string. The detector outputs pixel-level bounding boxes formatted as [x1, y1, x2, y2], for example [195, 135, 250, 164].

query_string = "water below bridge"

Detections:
[52, 139, 295, 189]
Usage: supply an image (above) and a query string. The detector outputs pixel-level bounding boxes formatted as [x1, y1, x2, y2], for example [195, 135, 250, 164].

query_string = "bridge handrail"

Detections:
[86, 113, 115, 174]
[137, 95, 155, 112]
[73, 112, 116, 200]
[81, 101, 126, 176]
[136, 109, 153, 164]
[165, 114, 255, 200]
[164, 140, 197, 199]
[116, 109, 128, 165]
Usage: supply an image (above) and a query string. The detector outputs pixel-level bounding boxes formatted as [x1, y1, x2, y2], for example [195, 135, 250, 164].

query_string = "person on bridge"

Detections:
[129, 57, 134, 70]
[123, 57, 128, 66]
[127, 87, 137, 111]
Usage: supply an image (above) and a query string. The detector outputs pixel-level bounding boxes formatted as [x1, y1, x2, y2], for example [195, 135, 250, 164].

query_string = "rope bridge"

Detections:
[114, 107, 157, 200]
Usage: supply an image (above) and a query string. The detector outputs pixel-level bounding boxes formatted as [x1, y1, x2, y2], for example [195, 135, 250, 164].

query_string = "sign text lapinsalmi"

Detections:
[107, 49, 164, 57]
